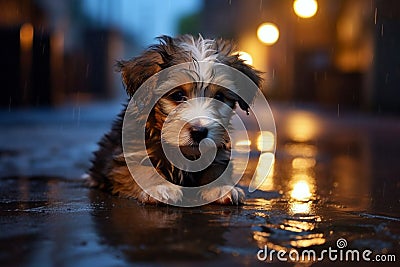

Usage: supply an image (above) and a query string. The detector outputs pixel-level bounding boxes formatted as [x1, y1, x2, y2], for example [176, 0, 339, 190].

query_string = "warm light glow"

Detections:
[235, 139, 251, 153]
[237, 34, 268, 75]
[293, 0, 318, 18]
[257, 23, 279, 45]
[20, 23, 34, 51]
[291, 180, 312, 201]
[285, 143, 317, 158]
[236, 51, 253, 65]
[290, 233, 326, 247]
[258, 162, 274, 191]
[235, 139, 251, 147]
[249, 152, 275, 192]
[292, 157, 316, 169]
[290, 201, 311, 214]
[286, 112, 320, 142]
[256, 131, 275, 152]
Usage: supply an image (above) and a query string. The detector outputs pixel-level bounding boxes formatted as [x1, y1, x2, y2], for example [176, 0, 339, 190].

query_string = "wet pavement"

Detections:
[0, 101, 399, 266]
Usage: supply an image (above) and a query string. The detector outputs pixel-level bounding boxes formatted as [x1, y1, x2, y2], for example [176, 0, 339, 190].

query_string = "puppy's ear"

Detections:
[116, 36, 176, 97]
[215, 39, 263, 114]
[116, 52, 162, 97]
[231, 59, 263, 114]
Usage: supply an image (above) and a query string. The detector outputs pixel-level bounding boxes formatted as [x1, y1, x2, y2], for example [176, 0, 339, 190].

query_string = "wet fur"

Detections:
[88, 35, 262, 205]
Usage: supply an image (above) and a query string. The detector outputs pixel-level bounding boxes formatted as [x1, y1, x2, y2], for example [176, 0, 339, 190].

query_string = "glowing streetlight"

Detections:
[257, 23, 279, 45]
[293, 0, 318, 18]
[236, 51, 253, 65]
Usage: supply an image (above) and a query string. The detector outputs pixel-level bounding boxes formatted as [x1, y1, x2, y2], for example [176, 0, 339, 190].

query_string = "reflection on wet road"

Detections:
[0, 103, 399, 266]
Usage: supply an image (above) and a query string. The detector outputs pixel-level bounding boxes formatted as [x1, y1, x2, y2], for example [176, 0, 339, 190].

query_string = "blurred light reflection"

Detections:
[234, 139, 251, 153]
[285, 143, 317, 158]
[249, 152, 275, 191]
[256, 131, 275, 152]
[291, 180, 312, 201]
[283, 219, 316, 232]
[290, 233, 325, 247]
[287, 141, 318, 215]
[292, 157, 316, 169]
[286, 112, 320, 142]
[290, 201, 311, 214]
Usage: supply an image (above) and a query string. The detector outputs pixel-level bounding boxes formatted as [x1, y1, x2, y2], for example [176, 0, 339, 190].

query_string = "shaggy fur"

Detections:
[88, 35, 262, 205]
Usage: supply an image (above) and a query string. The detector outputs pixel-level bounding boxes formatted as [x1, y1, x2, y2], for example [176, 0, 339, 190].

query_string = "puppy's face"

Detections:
[157, 82, 236, 155]
[118, 35, 262, 157]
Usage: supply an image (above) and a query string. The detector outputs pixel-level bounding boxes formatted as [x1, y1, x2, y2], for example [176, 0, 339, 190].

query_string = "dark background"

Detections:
[0, 0, 399, 113]
[0, 1, 399, 266]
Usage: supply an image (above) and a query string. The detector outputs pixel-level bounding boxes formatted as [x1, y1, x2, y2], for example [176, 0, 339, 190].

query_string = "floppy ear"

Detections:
[116, 36, 177, 97]
[231, 59, 263, 114]
[215, 39, 263, 114]
[116, 51, 162, 97]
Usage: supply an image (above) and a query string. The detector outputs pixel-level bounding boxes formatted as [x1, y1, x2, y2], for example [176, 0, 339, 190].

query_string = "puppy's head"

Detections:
[117, 35, 262, 156]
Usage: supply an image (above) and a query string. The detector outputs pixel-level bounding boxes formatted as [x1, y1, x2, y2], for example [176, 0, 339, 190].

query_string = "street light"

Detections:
[236, 51, 253, 65]
[293, 0, 318, 18]
[257, 23, 279, 45]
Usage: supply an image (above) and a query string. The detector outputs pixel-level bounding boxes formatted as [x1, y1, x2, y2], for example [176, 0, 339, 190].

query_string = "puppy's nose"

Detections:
[190, 126, 208, 143]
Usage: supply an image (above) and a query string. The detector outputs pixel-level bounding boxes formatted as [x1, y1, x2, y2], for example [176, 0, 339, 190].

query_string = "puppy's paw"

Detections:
[201, 186, 245, 205]
[138, 184, 183, 205]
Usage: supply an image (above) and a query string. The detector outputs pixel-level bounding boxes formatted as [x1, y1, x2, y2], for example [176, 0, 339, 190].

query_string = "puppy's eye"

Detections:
[214, 92, 225, 102]
[169, 90, 186, 102]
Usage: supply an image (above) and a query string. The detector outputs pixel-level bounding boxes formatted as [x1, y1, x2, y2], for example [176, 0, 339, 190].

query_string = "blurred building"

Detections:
[199, 0, 400, 112]
[0, 0, 126, 107]
[0, 0, 50, 106]
[1, 0, 399, 112]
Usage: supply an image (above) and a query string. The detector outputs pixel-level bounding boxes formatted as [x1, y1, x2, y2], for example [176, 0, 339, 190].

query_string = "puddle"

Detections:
[0, 105, 399, 266]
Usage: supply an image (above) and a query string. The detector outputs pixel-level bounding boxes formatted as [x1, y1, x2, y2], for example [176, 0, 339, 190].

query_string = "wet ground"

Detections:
[0, 101, 399, 266]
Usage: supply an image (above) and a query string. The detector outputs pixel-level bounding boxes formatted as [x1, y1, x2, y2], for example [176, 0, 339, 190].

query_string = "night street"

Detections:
[1, 101, 399, 266]
[1, 0, 400, 266]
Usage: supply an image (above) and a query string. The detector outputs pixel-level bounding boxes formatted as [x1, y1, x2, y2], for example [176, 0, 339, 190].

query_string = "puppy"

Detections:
[87, 35, 262, 205]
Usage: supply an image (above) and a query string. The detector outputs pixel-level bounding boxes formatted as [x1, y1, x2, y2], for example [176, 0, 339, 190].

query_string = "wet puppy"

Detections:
[87, 35, 262, 205]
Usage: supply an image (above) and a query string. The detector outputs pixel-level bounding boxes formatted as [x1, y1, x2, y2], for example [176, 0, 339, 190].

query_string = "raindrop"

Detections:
[272, 69, 275, 79]
[381, 23, 384, 36]
[374, 7, 377, 24]
[337, 104, 340, 117]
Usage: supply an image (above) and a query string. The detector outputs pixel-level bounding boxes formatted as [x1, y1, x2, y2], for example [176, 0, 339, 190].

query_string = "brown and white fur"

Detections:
[87, 35, 262, 205]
